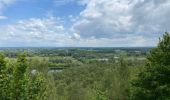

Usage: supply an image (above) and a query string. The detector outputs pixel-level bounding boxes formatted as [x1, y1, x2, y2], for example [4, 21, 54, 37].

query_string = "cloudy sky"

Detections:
[0, 0, 169, 47]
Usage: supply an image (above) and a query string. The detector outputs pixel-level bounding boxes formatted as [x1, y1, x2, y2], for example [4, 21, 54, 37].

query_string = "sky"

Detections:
[0, 0, 169, 47]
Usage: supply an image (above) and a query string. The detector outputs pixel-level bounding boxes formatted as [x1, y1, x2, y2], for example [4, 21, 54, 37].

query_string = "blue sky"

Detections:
[0, 0, 169, 47]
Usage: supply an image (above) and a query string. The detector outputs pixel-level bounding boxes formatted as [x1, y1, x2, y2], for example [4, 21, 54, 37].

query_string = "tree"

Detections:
[130, 32, 170, 100]
[27, 73, 47, 100]
[0, 54, 11, 99]
[0, 53, 47, 100]
[11, 53, 29, 100]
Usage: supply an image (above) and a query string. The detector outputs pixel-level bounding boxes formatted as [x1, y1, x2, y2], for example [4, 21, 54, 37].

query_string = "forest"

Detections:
[0, 32, 170, 100]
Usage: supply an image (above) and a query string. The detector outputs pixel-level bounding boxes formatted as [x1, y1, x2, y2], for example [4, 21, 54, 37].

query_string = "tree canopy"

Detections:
[0, 53, 47, 100]
[131, 32, 170, 100]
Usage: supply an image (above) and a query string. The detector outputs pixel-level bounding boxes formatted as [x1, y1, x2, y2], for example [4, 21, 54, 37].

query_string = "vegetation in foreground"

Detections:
[0, 32, 169, 100]
[130, 32, 170, 99]
[0, 53, 47, 100]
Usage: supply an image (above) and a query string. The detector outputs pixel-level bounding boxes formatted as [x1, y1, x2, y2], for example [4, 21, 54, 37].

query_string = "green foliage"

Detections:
[48, 56, 82, 68]
[130, 32, 170, 100]
[53, 60, 131, 100]
[0, 40, 153, 99]
[12, 53, 28, 99]
[0, 54, 11, 99]
[27, 73, 47, 100]
[0, 53, 47, 100]
[29, 57, 48, 74]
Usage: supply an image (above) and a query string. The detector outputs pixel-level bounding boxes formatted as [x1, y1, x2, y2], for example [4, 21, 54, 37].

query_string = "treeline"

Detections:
[0, 47, 150, 58]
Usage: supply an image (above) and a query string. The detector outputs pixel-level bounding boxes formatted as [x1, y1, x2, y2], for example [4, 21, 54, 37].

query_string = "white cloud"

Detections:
[0, 15, 7, 19]
[54, 0, 75, 6]
[54, 0, 90, 6]
[0, 15, 158, 47]
[72, 33, 80, 40]
[0, 15, 155, 47]
[0, 0, 17, 11]
[0, 16, 75, 47]
[1, 0, 169, 47]
[68, 15, 79, 22]
[71, 0, 170, 46]
[0, 0, 18, 19]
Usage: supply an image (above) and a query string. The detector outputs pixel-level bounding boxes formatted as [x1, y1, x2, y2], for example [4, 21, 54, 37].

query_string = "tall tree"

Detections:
[11, 53, 28, 100]
[131, 32, 170, 100]
[0, 53, 48, 100]
[0, 54, 10, 99]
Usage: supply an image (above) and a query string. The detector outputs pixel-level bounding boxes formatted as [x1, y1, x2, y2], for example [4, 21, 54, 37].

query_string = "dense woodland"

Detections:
[0, 32, 170, 100]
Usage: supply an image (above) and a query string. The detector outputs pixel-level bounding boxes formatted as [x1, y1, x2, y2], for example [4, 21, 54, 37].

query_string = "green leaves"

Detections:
[0, 54, 6, 71]
[27, 73, 47, 100]
[0, 53, 47, 100]
[0, 53, 11, 99]
[131, 32, 170, 99]
[53, 60, 131, 100]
